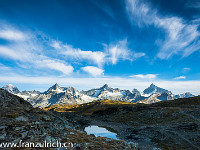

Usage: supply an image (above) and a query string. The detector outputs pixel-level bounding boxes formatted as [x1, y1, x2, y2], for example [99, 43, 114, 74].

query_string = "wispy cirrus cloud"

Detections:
[129, 74, 158, 79]
[62, 44, 106, 67]
[126, 0, 200, 59]
[0, 21, 145, 77]
[0, 63, 12, 71]
[53, 39, 146, 67]
[0, 22, 74, 76]
[0, 24, 26, 41]
[105, 39, 146, 65]
[182, 68, 191, 73]
[174, 76, 186, 80]
[0, 29, 26, 41]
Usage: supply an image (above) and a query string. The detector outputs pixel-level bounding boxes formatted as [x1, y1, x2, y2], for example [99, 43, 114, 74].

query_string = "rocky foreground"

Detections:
[46, 98, 200, 150]
[1, 86, 200, 150]
[0, 88, 135, 150]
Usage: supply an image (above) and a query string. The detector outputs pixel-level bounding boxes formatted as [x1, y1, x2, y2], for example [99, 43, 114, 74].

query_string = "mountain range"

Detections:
[2, 83, 195, 107]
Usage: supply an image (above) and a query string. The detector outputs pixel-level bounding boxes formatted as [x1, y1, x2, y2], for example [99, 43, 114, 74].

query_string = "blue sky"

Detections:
[0, 0, 200, 94]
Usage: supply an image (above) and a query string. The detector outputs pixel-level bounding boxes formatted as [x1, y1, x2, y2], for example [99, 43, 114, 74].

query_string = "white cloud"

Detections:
[0, 44, 74, 76]
[174, 76, 186, 80]
[133, 52, 146, 58]
[0, 23, 74, 76]
[0, 29, 26, 41]
[0, 63, 11, 71]
[183, 68, 191, 73]
[51, 41, 61, 49]
[106, 39, 130, 64]
[126, 0, 200, 59]
[129, 74, 157, 79]
[60, 44, 106, 67]
[54, 39, 145, 67]
[0, 46, 24, 60]
[105, 39, 146, 64]
[36, 59, 74, 75]
[82, 66, 104, 77]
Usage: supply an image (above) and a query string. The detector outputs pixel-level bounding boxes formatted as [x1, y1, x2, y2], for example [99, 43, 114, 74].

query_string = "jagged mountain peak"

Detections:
[47, 83, 61, 91]
[100, 84, 109, 90]
[175, 92, 195, 99]
[42, 83, 66, 95]
[143, 83, 172, 95]
[67, 86, 76, 90]
[51, 83, 60, 89]
[132, 88, 140, 94]
[66, 86, 78, 94]
[150, 83, 156, 87]
[2, 84, 20, 94]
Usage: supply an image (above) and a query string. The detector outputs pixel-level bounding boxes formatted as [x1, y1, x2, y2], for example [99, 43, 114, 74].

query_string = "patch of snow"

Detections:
[57, 88, 65, 93]
[30, 93, 38, 97]
[81, 95, 94, 103]
[104, 91, 124, 97]
[16, 94, 30, 100]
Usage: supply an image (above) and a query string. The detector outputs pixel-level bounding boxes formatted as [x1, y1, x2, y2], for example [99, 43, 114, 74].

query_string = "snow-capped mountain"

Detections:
[174, 92, 195, 99]
[138, 92, 174, 104]
[27, 84, 94, 108]
[2, 84, 39, 100]
[2, 84, 20, 94]
[44, 83, 67, 94]
[138, 84, 174, 104]
[1, 83, 196, 107]
[16, 90, 40, 100]
[81, 84, 139, 102]
[138, 93, 161, 104]
[142, 83, 172, 97]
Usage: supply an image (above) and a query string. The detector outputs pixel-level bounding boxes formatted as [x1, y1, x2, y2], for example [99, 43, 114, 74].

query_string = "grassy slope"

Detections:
[43, 99, 137, 115]
[43, 96, 200, 149]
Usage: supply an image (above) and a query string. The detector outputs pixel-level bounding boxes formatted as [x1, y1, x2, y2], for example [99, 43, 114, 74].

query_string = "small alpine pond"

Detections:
[85, 125, 118, 140]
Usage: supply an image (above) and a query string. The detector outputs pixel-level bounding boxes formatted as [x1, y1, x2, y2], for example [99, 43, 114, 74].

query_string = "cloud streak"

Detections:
[126, 0, 200, 59]
[0, 25, 26, 41]
[105, 39, 146, 64]
[129, 74, 157, 79]
[82, 66, 104, 77]
[0, 23, 74, 75]
[62, 44, 106, 67]
[174, 76, 186, 80]
[55, 39, 146, 67]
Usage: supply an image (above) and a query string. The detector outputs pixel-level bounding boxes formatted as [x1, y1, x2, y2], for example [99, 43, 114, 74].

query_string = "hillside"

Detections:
[44, 96, 200, 150]
[0, 88, 134, 149]
[43, 99, 136, 115]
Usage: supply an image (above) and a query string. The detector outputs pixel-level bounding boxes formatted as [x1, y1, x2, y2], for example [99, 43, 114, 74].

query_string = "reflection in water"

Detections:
[85, 125, 118, 140]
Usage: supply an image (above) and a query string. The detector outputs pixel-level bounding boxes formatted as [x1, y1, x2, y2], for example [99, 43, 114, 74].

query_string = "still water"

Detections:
[85, 125, 118, 140]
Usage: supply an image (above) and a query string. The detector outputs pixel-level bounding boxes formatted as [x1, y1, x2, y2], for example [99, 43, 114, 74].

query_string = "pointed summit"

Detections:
[150, 83, 156, 87]
[101, 84, 109, 90]
[143, 83, 171, 95]
[48, 83, 60, 91]
[2, 84, 20, 94]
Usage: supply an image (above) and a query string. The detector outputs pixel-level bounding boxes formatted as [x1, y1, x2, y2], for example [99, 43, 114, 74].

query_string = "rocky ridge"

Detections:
[2, 83, 195, 107]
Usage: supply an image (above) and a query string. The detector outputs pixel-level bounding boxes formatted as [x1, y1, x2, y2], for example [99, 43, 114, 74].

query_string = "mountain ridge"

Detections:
[2, 83, 195, 107]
